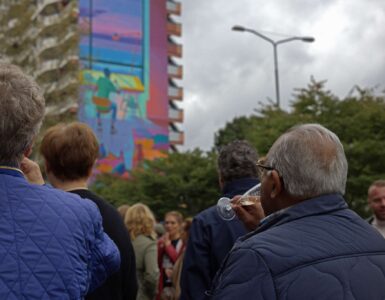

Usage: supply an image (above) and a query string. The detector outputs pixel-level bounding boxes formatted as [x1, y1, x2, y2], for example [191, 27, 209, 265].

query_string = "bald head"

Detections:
[265, 124, 348, 199]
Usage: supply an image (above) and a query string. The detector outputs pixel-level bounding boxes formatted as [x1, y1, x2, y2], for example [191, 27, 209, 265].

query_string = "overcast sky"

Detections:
[175, 0, 385, 151]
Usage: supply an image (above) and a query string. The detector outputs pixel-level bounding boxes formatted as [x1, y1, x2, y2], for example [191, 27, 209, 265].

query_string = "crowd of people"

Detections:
[2, 62, 385, 300]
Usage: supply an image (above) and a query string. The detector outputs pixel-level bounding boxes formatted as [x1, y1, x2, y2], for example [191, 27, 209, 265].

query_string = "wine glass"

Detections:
[217, 183, 261, 220]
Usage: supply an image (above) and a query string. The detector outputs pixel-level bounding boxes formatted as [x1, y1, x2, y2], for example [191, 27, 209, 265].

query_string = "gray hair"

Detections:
[0, 63, 45, 166]
[266, 124, 348, 198]
[218, 140, 259, 183]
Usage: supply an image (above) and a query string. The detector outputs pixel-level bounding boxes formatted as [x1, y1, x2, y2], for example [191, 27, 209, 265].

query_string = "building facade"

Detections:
[0, 0, 79, 118]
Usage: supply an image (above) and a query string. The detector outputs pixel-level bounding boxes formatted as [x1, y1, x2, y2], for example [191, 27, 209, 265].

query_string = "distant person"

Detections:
[0, 62, 120, 299]
[158, 211, 184, 298]
[40, 122, 138, 300]
[118, 204, 131, 219]
[367, 180, 385, 238]
[172, 218, 192, 299]
[209, 124, 385, 299]
[124, 203, 159, 300]
[180, 140, 259, 300]
[155, 222, 166, 239]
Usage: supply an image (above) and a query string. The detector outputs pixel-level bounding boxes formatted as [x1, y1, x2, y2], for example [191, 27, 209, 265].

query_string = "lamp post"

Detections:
[232, 25, 314, 108]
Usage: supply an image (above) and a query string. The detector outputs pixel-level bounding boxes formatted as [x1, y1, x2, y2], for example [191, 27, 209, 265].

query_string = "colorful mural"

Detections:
[78, 0, 169, 177]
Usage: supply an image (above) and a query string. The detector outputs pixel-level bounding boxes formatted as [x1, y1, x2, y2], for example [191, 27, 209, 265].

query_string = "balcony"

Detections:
[168, 62, 183, 79]
[168, 86, 183, 100]
[169, 130, 184, 145]
[32, 0, 61, 20]
[167, 20, 182, 37]
[167, 0, 181, 16]
[35, 30, 77, 57]
[168, 41, 182, 58]
[35, 55, 78, 78]
[168, 107, 184, 122]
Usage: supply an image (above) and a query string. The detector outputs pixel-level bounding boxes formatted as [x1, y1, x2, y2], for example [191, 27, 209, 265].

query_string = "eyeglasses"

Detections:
[256, 160, 274, 178]
[256, 159, 285, 186]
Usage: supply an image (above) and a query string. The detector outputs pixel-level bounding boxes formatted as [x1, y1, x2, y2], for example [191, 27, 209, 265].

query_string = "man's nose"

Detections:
[380, 198, 385, 206]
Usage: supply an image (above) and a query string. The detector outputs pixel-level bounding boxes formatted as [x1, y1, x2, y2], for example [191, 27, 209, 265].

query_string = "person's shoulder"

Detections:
[134, 235, 156, 248]
[72, 190, 118, 217]
[194, 205, 219, 223]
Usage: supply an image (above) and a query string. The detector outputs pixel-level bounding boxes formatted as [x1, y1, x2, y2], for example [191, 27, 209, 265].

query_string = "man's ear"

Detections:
[218, 173, 224, 190]
[24, 145, 33, 158]
[269, 170, 282, 199]
[44, 159, 51, 174]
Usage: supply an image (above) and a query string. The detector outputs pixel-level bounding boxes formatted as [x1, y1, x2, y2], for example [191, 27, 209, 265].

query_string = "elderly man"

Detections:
[209, 124, 385, 299]
[0, 63, 120, 299]
[367, 180, 385, 238]
[180, 140, 260, 300]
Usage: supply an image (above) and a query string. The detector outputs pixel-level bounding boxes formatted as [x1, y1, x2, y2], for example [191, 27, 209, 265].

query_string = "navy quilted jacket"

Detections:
[210, 194, 385, 299]
[0, 168, 120, 299]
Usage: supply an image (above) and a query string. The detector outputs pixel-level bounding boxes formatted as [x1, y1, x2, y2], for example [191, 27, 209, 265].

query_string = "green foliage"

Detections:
[91, 149, 219, 220]
[215, 78, 385, 217]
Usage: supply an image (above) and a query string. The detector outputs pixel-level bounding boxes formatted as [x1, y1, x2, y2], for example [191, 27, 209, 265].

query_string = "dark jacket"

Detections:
[0, 168, 120, 299]
[210, 193, 385, 299]
[180, 177, 259, 300]
[71, 189, 138, 300]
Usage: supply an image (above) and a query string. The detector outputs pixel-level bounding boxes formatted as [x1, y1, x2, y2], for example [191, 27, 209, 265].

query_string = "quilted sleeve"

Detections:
[209, 247, 276, 300]
[86, 203, 121, 292]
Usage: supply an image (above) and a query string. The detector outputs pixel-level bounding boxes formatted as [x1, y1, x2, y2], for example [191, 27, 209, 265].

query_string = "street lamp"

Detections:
[232, 25, 315, 108]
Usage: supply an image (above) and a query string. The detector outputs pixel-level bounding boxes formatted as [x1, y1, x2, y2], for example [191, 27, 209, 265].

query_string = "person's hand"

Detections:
[20, 157, 45, 185]
[162, 232, 171, 246]
[231, 195, 265, 232]
[165, 268, 173, 279]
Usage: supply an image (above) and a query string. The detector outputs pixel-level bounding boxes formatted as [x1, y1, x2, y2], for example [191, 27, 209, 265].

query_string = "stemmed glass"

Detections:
[217, 183, 261, 220]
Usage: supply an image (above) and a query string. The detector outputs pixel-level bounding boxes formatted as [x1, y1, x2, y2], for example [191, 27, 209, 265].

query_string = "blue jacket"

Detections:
[210, 193, 385, 299]
[180, 177, 259, 300]
[0, 168, 120, 299]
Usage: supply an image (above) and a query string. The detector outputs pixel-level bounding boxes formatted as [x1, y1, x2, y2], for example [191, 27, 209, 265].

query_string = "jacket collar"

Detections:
[222, 177, 260, 198]
[0, 166, 24, 178]
[242, 193, 348, 241]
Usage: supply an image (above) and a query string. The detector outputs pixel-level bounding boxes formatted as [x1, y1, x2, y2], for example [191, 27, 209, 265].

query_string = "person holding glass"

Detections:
[157, 211, 184, 298]
[209, 124, 385, 299]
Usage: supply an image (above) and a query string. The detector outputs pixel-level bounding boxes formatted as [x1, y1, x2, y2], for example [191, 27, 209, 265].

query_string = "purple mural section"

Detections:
[78, 0, 169, 178]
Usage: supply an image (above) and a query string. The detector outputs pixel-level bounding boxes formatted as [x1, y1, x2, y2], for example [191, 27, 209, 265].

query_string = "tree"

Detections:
[91, 149, 219, 219]
[215, 79, 385, 217]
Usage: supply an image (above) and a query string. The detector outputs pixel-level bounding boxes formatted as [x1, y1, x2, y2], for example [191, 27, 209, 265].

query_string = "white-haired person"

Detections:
[210, 124, 385, 299]
[0, 62, 120, 299]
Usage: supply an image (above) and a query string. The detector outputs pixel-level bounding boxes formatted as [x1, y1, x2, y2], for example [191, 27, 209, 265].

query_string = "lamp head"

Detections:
[301, 37, 315, 43]
[232, 25, 246, 32]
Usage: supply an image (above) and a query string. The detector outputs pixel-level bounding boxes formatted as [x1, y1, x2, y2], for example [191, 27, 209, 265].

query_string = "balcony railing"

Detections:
[168, 86, 183, 100]
[167, 0, 181, 16]
[168, 107, 184, 122]
[35, 54, 78, 77]
[35, 30, 76, 56]
[169, 130, 184, 145]
[168, 41, 182, 58]
[167, 20, 182, 37]
[168, 63, 183, 79]
[32, 0, 61, 20]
